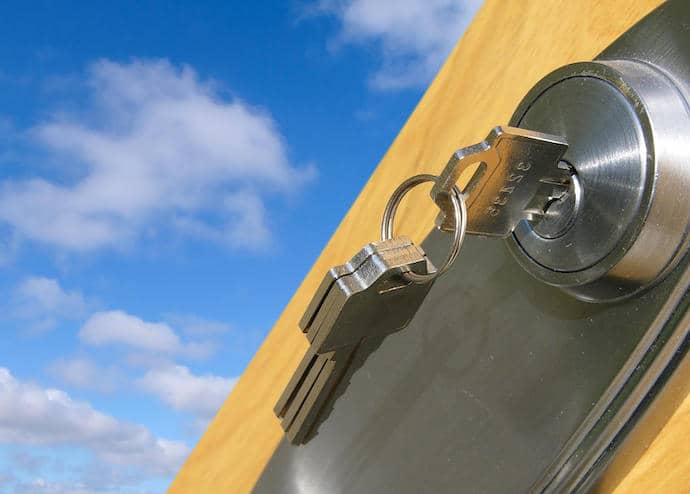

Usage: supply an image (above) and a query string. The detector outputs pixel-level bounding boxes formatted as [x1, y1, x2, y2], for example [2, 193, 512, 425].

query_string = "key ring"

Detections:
[381, 173, 467, 283]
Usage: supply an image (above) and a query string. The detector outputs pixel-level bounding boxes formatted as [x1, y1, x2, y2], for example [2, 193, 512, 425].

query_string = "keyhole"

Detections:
[531, 161, 582, 240]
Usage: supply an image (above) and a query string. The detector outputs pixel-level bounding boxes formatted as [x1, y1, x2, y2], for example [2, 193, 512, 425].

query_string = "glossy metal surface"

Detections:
[509, 39, 690, 302]
[304, 237, 433, 353]
[431, 126, 568, 236]
[254, 233, 687, 494]
[513, 70, 648, 274]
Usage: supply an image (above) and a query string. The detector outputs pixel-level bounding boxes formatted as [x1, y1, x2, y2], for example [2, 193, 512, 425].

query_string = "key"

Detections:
[298, 237, 416, 336]
[275, 125, 570, 445]
[431, 126, 569, 235]
[278, 346, 356, 444]
[306, 237, 435, 353]
[274, 346, 320, 420]
[275, 237, 434, 443]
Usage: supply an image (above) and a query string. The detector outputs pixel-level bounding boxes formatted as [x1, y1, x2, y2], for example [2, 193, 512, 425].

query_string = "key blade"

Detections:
[286, 346, 357, 445]
[274, 347, 318, 418]
[279, 353, 329, 432]
[431, 126, 568, 237]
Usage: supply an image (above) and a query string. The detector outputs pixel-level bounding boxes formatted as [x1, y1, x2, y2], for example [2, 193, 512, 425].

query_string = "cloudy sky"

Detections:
[0, 1, 482, 492]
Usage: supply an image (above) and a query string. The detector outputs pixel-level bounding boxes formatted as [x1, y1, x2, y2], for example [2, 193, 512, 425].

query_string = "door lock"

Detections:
[509, 60, 690, 302]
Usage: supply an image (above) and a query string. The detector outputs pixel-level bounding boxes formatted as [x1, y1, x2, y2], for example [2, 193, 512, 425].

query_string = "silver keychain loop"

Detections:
[381, 173, 467, 283]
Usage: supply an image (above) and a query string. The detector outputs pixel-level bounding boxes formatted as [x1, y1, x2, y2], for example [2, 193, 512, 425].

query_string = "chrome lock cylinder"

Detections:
[508, 60, 690, 302]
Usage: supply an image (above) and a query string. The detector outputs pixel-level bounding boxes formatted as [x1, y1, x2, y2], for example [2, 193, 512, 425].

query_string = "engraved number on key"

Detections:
[430, 126, 569, 237]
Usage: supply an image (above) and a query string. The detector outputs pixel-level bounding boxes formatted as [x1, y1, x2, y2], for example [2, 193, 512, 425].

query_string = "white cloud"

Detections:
[79, 310, 214, 359]
[0, 230, 19, 267]
[8, 449, 155, 493]
[49, 357, 123, 393]
[13, 479, 100, 494]
[80, 311, 180, 352]
[12, 477, 151, 494]
[16, 276, 87, 315]
[12, 277, 88, 332]
[0, 58, 314, 251]
[0, 367, 189, 476]
[315, 0, 483, 89]
[163, 313, 232, 336]
[137, 365, 237, 419]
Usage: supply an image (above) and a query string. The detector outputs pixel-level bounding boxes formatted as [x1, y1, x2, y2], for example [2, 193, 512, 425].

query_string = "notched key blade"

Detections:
[279, 353, 329, 432]
[285, 346, 357, 445]
[274, 347, 318, 418]
[431, 126, 568, 237]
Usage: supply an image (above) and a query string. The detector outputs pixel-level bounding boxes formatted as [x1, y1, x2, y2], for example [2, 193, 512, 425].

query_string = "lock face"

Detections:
[508, 60, 690, 302]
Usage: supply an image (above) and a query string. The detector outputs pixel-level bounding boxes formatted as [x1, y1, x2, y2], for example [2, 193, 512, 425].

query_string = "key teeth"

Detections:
[280, 237, 434, 444]
[274, 348, 318, 419]
[527, 171, 572, 216]
[283, 346, 358, 445]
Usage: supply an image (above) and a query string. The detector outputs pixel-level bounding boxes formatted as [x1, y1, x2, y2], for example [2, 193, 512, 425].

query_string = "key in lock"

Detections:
[508, 60, 690, 302]
[431, 126, 570, 237]
[276, 126, 571, 444]
[277, 95, 690, 443]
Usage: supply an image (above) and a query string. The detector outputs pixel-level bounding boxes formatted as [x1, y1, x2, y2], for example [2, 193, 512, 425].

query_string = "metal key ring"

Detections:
[381, 173, 467, 283]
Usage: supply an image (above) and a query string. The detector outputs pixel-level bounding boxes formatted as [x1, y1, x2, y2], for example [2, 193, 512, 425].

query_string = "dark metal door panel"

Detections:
[253, 234, 681, 493]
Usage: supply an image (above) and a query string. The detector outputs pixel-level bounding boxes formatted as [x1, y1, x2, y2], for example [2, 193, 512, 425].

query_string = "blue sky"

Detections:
[0, 1, 481, 493]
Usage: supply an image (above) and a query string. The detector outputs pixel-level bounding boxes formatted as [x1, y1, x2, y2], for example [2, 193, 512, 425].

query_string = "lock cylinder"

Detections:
[508, 60, 690, 302]
[528, 160, 581, 240]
